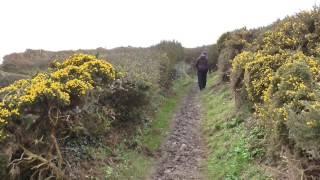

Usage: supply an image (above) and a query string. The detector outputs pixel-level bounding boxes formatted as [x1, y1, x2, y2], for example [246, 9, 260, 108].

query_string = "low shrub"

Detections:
[154, 41, 185, 90]
[101, 78, 152, 124]
[216, 28, 258, 82]
[286, 101, 320, 159]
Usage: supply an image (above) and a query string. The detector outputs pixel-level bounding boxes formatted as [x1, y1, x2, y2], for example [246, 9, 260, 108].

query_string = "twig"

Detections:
[51, 131, 63, 169]
[20, 146, 65, 179]
[261, 164, 288, 177]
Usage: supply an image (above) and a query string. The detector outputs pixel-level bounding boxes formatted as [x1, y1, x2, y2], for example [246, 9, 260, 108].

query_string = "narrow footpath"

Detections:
[152, 86, 205, 180]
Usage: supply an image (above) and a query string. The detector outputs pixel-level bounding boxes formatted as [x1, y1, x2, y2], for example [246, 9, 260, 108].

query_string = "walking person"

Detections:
[195, 51, 209, 90]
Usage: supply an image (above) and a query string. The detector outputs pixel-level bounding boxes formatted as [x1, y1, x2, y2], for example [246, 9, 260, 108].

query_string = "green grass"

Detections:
[201, 73, 267, 180]
[103, 149, 153, 180]
[142, 76, 194, 151]
[141, 95, 178, 151]
[104, 76, 194, 179]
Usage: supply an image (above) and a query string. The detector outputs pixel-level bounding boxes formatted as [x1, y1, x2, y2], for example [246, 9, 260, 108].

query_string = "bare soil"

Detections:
[151, 86, 205, 180]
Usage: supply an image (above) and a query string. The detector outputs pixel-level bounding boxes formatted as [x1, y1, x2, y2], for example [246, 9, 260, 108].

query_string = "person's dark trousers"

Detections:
[197, 70, 208, 90]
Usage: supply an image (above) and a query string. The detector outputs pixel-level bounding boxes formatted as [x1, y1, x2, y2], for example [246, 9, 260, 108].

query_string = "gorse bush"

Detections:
[253, 59, 318, 144]
[0, 54, 154, 179]
[258, 9, 320, 57]
[233, 53, 320, 158]
[0, 60, 97, 140]
[286, 101, 320, 158]
[232, 51, 320, 104]
[216, 28, 259, 81]
[0, 54, 116, 134]
[227, 7, 320, 174]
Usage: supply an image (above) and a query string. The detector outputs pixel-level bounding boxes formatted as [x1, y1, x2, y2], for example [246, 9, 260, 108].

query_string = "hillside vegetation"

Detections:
[214, 6, 320, 179]
[0, 70, 28, 87]
[2, 6, 320, 179]
[0, 41, 190, 179]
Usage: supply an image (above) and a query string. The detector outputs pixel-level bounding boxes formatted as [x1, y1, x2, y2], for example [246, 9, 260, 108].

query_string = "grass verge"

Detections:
[201, 73, 267, 179]
[104, 75, 194, 179]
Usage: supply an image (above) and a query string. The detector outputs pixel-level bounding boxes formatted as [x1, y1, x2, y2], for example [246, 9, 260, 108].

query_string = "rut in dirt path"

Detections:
[152, 86, 205, 180]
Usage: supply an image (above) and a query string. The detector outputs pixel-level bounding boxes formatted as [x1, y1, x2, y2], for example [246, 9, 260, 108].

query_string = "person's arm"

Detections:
[195, 57, 199, 69]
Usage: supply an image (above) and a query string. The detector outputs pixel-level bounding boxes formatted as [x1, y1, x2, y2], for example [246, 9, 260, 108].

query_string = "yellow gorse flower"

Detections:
[0, 54, 117, 140]
[306, 120, 317, 128]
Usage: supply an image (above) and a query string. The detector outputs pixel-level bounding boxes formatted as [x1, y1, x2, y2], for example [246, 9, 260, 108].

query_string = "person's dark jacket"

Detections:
[196, 55, 209, 72]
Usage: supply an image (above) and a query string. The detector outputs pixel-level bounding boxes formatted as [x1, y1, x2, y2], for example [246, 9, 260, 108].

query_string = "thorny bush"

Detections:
[0, 54, 151, 179]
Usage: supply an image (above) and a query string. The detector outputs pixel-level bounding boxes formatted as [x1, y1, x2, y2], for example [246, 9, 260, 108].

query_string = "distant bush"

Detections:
[217, 48, 236, 81]
[154, 40, 185, 90]
[184, 47, 203, 64]
[155, 40, 184, 64]
[183, 45, 218, 73]
[208, 44, 219, 71]
[0, 70, 28, 88]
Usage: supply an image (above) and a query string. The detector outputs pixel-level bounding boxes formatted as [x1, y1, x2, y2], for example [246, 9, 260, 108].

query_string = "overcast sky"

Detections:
[0, 0, 319, 62]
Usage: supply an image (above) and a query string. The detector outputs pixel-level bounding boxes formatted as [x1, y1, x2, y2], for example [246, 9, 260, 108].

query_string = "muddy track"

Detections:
[151, 86, 205, 180]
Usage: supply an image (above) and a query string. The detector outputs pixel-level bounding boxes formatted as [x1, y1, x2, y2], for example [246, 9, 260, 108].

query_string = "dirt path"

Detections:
[151, 86, 205, 180]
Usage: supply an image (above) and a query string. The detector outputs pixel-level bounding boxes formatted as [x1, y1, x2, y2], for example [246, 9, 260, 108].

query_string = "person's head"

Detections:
[200, 50, 208, 58]
[203, 51, 208, 55]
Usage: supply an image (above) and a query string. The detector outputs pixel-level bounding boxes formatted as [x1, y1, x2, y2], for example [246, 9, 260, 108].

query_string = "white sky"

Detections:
[0, 0, 319, 62]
